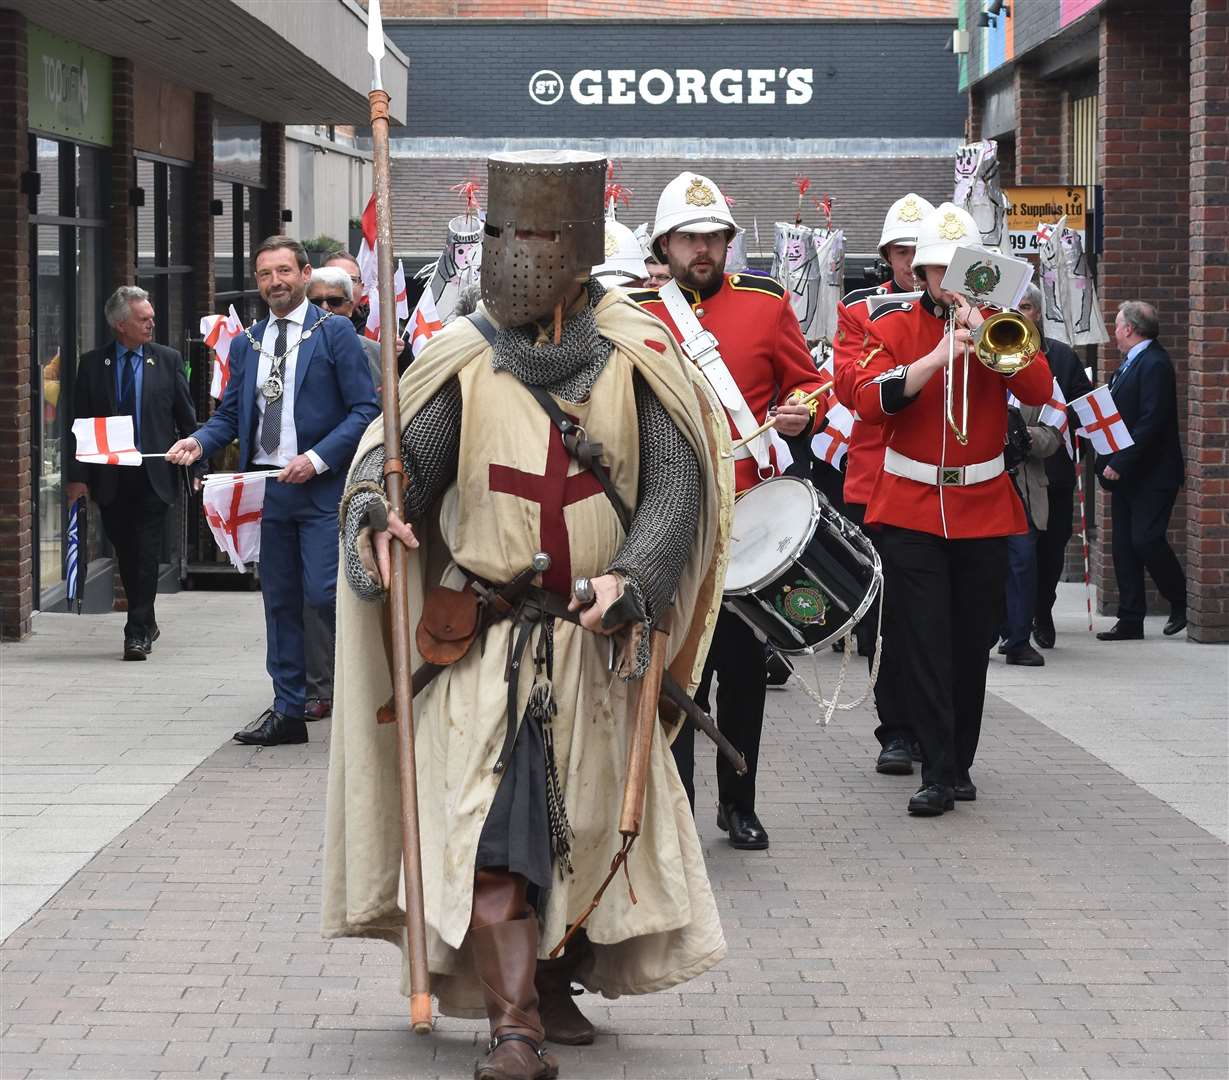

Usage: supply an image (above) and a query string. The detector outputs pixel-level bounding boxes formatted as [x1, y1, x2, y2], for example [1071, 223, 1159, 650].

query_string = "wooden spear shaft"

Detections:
[368, 87, 432, 1036]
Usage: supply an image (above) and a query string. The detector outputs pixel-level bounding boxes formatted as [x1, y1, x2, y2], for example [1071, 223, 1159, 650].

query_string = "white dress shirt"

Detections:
[252, 297, 326, 473]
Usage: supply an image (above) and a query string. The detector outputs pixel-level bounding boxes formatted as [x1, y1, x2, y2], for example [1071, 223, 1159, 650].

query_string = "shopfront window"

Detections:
[28, 137, 109, 608]
[135, 155, 193, 353]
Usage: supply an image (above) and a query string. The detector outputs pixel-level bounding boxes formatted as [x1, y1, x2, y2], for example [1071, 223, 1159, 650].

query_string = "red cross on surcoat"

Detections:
[488, 417, 605, 595]
[1084, 393, 1124, 452]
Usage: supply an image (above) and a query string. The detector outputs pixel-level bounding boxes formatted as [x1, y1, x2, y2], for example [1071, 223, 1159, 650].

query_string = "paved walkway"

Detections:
[1, 586, 1226, 1079]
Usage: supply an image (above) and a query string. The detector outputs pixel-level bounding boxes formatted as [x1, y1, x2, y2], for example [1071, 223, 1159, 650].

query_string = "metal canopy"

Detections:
[13, 0, 408, 126]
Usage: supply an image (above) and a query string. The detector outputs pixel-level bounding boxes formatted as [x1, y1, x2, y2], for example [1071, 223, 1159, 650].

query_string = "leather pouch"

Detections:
[415, 585, 480, 665]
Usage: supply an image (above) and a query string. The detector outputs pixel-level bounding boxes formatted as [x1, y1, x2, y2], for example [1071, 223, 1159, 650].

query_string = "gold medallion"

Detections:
[685, 178, 716, 207]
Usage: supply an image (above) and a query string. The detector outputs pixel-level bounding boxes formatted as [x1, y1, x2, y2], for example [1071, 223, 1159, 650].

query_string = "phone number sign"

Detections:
[1003, 185, 1087, 254]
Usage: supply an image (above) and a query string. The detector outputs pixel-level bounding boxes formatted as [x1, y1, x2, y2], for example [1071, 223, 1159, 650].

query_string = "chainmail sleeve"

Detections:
[341, 377, 463, 601]
[608, 373, 702, 628]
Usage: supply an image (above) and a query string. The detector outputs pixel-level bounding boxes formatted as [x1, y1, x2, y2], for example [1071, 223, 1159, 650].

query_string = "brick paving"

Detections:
[2, 654, 1226, 1080]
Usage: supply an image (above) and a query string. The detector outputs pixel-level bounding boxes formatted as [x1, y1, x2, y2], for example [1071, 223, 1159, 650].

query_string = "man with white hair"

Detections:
[66, 286, 197, 660]
[308, 267, 384, 397]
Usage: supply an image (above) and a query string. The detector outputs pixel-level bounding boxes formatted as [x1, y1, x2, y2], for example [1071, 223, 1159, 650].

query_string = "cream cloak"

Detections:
[321, 288, 734, 1016]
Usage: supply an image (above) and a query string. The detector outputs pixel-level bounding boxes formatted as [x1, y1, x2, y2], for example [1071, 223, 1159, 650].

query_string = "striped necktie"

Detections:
[260, 319, 289, 456]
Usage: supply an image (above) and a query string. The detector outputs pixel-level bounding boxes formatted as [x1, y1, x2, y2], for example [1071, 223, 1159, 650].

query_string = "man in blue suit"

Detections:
[168, 236, 380, 743]
[1095, 300, 1187, 641]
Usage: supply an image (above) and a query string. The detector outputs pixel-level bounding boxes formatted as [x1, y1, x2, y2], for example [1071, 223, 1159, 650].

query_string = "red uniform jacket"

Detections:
[632, 273, 826, 492]
[850, 290, 1053, 539]
[833, 279, 914, 508]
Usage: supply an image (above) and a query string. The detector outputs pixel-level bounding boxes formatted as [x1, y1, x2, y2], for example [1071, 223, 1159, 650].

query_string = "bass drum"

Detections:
[723, 476, 881, 655]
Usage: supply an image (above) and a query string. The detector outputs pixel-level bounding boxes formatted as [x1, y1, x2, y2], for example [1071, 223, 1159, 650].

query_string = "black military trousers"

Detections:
[1111, 487, 1187, 623]
[672, 607, 768, 813]
[98, 467, 168, 641]
[845, 502, 910, 748]
[877, 525, 1007, 790]
[1035, 483, 1075, 624]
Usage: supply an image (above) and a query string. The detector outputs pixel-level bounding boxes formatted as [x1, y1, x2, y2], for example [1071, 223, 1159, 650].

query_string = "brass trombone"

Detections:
[944, 301, 1041, 445]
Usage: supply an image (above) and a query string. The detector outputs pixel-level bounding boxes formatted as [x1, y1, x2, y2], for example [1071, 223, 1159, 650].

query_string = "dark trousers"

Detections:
[672, 607, 767, 813]
[1035, 484, 1075, 625]
[844, 502, 910, 747]
[304, 603, 335, 700]
[878, 526, 1007, 790]
[98, 468, 168, 640]
[1111, 487, 1186, 623]
[1003, 526, 1039, 649]
[259, 481, 339, 719]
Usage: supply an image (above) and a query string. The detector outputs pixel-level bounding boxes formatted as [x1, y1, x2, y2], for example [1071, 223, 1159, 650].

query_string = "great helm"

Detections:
[878, 193, 936, 258]
[592, 219, 649, 286]
[911, 202, 981, 270]
[481, 149, 607, 327]
[649, 172, 737, 261]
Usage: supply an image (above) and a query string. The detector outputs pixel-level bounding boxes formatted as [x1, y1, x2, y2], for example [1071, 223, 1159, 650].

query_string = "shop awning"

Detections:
[14, 0, 408, 126]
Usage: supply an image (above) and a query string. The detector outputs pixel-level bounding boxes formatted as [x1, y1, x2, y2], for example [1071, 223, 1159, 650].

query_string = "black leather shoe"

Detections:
[149, 624, 161, 646]
[1097, 621, 1144, 641]
[234, 709, 308, 746]
[765, 649, 793, 688]
[876, 737, 914, 775]
[953, 773, 977, 801]
[907, 784, 955, 816]
[1163, 608, 1187, 636]
[716, 803, 769, 850]
[1005, 643, 1045, 667]
[1033, 613, 1056, 649]
[123, 636, 149, 661]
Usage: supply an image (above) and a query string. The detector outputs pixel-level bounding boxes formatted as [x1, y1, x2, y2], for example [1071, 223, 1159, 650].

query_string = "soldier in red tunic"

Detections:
[631, 171, 826, 850]
[848, 203, 1053, 817]
[833, 193, 933, 777]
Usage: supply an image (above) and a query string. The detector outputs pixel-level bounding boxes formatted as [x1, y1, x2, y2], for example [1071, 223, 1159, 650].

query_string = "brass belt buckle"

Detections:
[939, 466, 964, 486]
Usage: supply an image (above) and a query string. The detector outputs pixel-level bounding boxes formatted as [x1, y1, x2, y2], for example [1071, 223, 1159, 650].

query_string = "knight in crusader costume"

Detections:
[420, 212, 484, 325]
[323, 150, 731, 1080]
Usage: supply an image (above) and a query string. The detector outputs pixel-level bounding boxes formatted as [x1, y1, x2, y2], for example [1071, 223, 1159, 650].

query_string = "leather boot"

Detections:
[535, 936, 595, 1045]
[469, 869, 558, 1080]
[470, 918, 558, 1080]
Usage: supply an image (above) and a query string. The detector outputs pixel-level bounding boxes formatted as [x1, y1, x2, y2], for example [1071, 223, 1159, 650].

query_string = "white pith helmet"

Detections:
[649, 172, 737, 260]
[592, 219, 649, 285]
[878, 193, 936, 258]
[911, 202, 981, 269]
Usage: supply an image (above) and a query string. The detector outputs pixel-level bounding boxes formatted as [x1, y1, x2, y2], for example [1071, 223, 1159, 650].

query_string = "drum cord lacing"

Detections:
[788, 592, 884, 726]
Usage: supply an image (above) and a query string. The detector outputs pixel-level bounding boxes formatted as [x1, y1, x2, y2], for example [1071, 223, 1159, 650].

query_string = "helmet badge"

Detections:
[939, 212, 967, 241]
[685, 178, 716, 207]
[604, 229, 619, 257]
[897, 196, 923, 223]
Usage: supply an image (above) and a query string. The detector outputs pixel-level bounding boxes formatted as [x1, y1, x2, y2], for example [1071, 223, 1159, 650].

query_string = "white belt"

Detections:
[883, 447, 1005, 487]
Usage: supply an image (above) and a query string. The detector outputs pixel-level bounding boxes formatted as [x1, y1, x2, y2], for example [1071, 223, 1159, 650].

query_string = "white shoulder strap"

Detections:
[658, 280, 770, 468]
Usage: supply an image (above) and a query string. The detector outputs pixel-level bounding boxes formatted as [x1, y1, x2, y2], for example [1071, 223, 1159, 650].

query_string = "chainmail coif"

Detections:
[490, 279, 612, 403]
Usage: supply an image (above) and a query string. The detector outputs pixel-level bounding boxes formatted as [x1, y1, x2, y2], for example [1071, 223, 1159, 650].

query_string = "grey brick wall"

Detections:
[387, 19, 964, 139]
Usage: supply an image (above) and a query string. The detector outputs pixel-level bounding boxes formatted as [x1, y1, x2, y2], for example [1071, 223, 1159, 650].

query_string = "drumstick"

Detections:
[725, 380, 833, 456]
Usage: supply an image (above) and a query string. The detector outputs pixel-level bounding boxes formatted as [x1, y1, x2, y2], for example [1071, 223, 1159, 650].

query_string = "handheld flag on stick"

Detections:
[72, 416, 143, 466]
[202, 473, 266, 572]
[1071, 385, 1134, 455]
[812, 401, 855, 469]
[201, 305, 244, 400]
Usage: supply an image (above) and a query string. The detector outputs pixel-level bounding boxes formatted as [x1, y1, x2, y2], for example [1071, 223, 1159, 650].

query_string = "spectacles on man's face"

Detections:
[318, 295, 350, 309]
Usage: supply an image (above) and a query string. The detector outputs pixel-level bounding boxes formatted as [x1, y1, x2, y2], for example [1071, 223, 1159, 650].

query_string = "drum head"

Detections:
[725, 477, 820, 594]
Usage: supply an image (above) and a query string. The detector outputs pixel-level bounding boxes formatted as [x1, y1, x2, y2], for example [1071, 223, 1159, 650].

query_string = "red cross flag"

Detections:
[812, 401, 855, 468]
[364, 259, 410, 341]
[356, 192, 377, 305]
[1071, 384, 1134, 455]
[408, 288, 444, 358]
[201, 305, 244, 400]
[202, 473, 267, 571]
[71, 416, 142, 466]
[1008, 377, 1074, 458]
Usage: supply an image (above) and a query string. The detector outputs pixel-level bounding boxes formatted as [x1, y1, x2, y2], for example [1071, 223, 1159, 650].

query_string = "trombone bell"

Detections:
[974, 310, 1040, 376]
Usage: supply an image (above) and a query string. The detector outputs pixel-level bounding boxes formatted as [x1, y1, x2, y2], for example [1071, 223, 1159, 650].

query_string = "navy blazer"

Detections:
[68, 341, 197, 507]
[1098, 340, 1184, 493]
[192, 305, 380, 513]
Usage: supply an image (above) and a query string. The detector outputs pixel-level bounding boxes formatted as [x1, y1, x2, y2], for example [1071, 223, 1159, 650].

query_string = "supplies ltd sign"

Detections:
[528, 67, 815, 108]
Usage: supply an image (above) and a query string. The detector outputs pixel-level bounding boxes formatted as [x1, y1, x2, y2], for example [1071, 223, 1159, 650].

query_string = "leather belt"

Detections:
[883, 447, 1005, 487]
